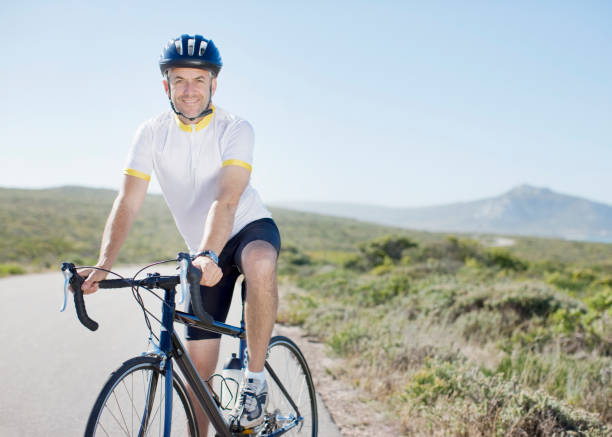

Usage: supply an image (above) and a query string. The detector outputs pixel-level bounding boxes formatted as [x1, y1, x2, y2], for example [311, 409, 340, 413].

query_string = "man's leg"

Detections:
[186, 339, 221, 437]
[229, 239, 278, 430]
[241, 240, 279, 372]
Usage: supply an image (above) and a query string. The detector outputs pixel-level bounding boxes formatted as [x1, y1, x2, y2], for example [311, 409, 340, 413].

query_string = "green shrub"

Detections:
[403, 358, 612, 436]
[418, 236, 482, 264]
[404, 359, 464, 405]
[357, 274, 411, 306]
[328, 319, 370, 355]
[448, 282, 569, 326]
[547, 297, 612, 355]
[496, 349, 612, 422]
[280, 245, 312, 266]
[295, 268, 355, 299]
[0, 263, 26, 277]
[342, 253, 366, 271]
[545, 268, 600, 293]
[488, 286, 561, 320]
[358, 235, 418, 267]
[594, 276, 612, 288]
[484, 248, 529, 271]
[550, 308, 587, 335]
[586, 287, 612, 312]
[503, 326, 554, 353]
[277, 292, 321, 325]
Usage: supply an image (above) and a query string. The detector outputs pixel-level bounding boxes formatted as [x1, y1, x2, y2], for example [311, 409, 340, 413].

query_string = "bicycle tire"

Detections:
[263, 335, 318, 436]
[84, 355, 198, 437]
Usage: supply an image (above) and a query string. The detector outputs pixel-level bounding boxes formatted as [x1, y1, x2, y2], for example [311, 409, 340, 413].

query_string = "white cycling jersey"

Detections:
[123, 105, 272, 252]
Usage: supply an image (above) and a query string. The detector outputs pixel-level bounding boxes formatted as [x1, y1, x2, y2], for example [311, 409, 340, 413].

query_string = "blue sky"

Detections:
[1, 1, 611, 207]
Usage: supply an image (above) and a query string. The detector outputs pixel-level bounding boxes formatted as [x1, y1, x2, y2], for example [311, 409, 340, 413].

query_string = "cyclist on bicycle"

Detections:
[81, 34, 279, 434]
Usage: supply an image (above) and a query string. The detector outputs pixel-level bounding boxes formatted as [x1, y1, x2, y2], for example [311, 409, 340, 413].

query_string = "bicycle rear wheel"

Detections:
[85, 355, 198, 437]
[263, 335, 318, 436]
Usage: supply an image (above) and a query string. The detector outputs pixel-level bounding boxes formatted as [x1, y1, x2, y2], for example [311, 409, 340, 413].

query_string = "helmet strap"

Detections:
[167, 81, 213, 122]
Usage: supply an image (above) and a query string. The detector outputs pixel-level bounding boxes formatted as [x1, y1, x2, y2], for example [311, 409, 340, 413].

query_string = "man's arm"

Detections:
[193, 165, 251, 286]
[81, 175, 149, 294]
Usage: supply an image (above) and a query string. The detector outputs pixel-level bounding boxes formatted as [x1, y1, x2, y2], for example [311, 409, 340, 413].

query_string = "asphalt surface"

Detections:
[0, 268, 340, 437]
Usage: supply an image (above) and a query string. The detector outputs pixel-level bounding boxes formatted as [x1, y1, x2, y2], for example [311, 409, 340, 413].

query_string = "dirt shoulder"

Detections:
[274, 324, 402, 436]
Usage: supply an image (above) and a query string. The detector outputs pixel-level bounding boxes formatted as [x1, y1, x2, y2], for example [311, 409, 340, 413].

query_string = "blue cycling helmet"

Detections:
[159, 34, 222, 77]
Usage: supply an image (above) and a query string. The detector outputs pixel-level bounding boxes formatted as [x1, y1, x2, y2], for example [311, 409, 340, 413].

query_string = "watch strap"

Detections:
[192, 249, 219, 264]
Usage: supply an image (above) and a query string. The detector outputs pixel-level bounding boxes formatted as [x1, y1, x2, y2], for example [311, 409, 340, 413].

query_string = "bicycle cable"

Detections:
[76, 259, 181, 345]
[130, 258, 182, 342]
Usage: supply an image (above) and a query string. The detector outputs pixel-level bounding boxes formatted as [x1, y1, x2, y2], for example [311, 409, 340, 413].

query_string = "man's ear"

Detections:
[163, 79, 170, 97]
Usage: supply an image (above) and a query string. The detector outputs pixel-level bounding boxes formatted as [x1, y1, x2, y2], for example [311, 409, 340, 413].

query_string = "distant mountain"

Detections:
[277, 185, 612, 243]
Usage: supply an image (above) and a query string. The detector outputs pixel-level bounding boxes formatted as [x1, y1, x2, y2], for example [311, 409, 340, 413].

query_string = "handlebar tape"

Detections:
[69, 272, 99, 331]
[186, 262, 214, 325]
[97, 278, 132, 289]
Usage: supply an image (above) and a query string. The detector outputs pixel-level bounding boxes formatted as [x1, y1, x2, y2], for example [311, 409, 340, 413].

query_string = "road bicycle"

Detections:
[61, 252, 318, 437]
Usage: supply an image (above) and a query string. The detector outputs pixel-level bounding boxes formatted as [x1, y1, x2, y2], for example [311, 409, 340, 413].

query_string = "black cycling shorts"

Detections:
[185, 218, 281, 341]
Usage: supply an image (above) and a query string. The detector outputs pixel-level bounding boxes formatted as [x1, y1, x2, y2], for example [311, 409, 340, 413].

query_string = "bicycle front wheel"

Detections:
[85, 356, 198, 437]
[263, 335, 318, 436]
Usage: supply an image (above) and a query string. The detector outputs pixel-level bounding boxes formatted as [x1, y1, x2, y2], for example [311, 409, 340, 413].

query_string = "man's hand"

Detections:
[79, 268, 110, 295]
[192, 256, 222, 287]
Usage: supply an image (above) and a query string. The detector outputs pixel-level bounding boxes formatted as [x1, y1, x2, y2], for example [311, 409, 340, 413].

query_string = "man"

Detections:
[81, 34, 280, 434]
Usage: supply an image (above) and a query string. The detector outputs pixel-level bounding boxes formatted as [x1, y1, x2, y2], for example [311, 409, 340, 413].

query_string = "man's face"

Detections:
[164, 67, 217, 119]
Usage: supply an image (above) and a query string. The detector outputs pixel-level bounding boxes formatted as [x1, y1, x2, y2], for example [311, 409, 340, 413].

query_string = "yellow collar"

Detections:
[175, 105, 215, 132]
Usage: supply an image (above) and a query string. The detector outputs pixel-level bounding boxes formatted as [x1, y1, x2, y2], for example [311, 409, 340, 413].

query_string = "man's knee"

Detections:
[241, 240, 278, 282]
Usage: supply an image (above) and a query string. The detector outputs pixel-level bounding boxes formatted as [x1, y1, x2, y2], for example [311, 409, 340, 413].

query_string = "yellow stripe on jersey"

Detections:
[176, 118, 192, 133]
[174, 105, 216, 132]
[123, 168, 151, 182]
[222, 159, 252, 172]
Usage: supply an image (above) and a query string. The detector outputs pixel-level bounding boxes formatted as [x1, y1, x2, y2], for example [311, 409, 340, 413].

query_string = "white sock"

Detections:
[245, 369, 266, 384]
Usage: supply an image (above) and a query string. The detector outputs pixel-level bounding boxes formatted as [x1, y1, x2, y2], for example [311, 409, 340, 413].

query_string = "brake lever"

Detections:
[60, 262, 98, 331]
[178, 257, 189, 305]
[61, 267, 72, 312]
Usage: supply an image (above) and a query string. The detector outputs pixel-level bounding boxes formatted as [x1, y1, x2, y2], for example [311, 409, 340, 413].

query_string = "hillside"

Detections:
[2, 186, 612, 272]
[278, 184, 612, 243]
[0, 186, 184, 269]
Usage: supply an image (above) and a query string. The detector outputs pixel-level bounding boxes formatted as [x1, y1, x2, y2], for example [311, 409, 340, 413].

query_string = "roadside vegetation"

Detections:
[277, 234, 612, 436]
[2, 186, 612, 435]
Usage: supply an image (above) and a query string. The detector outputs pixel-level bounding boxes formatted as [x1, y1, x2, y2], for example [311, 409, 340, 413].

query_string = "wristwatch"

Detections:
[193, 249, 219, 264]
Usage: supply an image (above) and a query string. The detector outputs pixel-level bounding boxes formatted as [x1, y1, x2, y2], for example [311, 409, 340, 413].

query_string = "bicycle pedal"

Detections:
[232, 426, 254, 435]
[232, 422, 264, 435]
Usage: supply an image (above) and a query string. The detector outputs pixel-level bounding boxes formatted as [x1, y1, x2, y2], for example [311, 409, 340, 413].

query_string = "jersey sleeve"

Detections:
[221, 120, 254, 173]
[123, 122, 153, 182]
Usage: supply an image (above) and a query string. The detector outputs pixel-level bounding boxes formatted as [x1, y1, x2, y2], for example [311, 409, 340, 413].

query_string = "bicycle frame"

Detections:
[156, 284, 301, 437]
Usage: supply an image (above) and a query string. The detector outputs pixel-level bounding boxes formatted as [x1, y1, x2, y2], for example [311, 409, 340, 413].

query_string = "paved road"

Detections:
[0, 268, 340, 436]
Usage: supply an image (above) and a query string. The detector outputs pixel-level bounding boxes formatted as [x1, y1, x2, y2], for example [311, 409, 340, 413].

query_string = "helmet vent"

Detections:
[199, 41, 208, 56]
[160, 34, 222, 76]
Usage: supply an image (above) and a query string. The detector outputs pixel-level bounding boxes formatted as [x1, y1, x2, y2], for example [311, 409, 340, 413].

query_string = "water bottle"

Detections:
[221, 353, 243, 409]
